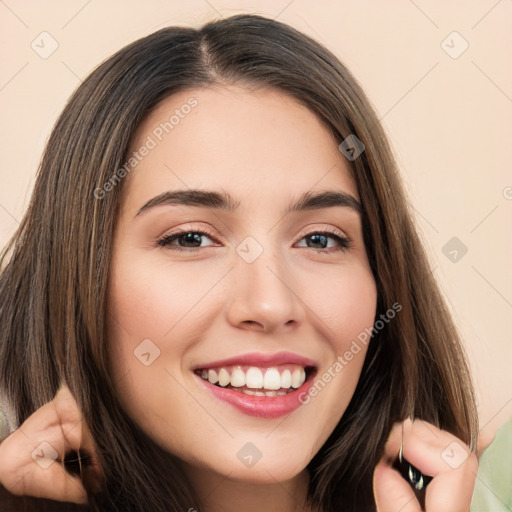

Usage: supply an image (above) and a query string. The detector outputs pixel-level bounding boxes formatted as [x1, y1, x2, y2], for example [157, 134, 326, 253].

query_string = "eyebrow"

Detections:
[135, 189, 362, 218]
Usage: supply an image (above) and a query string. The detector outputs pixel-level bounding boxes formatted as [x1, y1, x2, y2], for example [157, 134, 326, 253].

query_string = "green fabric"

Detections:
[471, 419, 512, 512]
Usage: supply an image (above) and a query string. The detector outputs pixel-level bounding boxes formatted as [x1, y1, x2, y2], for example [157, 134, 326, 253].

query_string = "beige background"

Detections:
[0, 0, 511, 441]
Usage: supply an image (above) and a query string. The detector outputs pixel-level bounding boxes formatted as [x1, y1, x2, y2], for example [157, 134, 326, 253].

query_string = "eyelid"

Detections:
[296, 224, 348, 240]
[157, 221, 216, 236]
[157, 223, 347, 239]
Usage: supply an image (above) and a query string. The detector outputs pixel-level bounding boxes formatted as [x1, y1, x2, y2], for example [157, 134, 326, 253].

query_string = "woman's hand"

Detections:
[373, 418, 478, 512]
[0, 385, 102, 504]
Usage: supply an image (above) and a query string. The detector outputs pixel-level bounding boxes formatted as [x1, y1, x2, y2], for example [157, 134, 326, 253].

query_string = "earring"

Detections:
[392, 418, 433, 509]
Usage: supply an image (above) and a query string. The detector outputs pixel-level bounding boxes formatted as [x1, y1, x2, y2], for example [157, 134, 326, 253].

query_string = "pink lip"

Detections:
[192, 351, 318, 370]
[194, 368, 318, 419]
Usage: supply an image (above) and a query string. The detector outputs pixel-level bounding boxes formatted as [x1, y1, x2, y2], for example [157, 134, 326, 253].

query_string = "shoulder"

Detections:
[471, 419, 512, 511]
[0, 483, 90, 512]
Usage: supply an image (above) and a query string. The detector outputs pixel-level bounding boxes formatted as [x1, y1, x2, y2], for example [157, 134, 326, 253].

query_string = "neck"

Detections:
[182, 463, 320, 512]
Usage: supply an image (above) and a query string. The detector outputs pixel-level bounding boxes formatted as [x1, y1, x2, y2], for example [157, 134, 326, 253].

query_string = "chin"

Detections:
[215, 451, 310, 483]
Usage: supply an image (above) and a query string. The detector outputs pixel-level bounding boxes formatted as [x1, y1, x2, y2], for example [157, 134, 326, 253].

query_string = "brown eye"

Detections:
[156, 228, 218, 252]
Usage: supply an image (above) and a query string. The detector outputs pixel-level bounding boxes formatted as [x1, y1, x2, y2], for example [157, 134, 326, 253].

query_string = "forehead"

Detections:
[120, 85, 358, 214]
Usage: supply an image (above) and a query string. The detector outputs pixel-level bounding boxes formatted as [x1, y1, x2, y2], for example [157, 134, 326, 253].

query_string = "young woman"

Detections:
[0, 13, 478, 512]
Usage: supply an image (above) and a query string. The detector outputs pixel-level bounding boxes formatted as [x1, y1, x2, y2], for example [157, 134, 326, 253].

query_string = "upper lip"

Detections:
[192, 351, 318, 370]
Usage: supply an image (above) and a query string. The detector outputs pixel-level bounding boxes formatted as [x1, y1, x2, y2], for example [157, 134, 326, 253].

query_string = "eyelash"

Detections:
[156, 227, 352, 254]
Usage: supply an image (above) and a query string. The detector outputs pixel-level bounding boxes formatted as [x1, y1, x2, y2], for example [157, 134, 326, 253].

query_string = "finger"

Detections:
[393, 419, 478, 512]
[15, 399, 81, 466]
[0, 386, 103, 501]
[402, 419, 475, 476]
[423, 453, 478, 512]
[373, 462, 421, 512]
[382, 420, 405, 462]
[10, 460, 88, 504]
[1, 429, 87, 503]
[52, 385, 86, 449]
[52, 385, 104, 491]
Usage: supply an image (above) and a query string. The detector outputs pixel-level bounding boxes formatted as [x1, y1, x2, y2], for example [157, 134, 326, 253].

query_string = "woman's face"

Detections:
[107, 84, 377, 485]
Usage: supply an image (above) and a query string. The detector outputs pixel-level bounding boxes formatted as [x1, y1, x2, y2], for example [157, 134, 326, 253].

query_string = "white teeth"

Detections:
[199, 365, 308, 391]
[240, 389, 288, 397]
[291, 368, 305, 388]
[280, 369, 291, 388]
[263, 368, 282, 390]
[245, 367, 264, 389]
[241, 389, 289, 397]
[218, 368, 230, 387]
[208, 369, 218, 384]
[230, 367, 246, 387]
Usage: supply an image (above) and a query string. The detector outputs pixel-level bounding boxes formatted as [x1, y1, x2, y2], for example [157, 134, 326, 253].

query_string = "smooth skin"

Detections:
[0, 86, 478, 510]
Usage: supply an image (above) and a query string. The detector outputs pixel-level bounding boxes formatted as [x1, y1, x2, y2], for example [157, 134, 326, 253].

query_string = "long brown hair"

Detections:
[0, 13, 478, 512]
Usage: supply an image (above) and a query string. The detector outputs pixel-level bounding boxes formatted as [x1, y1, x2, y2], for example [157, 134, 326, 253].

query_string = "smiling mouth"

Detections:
[193, 364, 317, 397]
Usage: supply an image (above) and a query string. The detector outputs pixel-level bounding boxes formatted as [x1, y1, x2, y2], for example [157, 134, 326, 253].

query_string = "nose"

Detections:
[225, 246, 305, 333]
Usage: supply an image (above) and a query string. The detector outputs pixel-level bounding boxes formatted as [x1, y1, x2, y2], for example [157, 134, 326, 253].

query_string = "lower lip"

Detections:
[194, 370, 317, 419]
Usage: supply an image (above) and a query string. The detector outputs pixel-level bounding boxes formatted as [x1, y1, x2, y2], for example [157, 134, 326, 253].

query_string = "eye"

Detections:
[295, 229, 352, 253]
[156, 228, 218, 252]
[156, 227, 352, 253]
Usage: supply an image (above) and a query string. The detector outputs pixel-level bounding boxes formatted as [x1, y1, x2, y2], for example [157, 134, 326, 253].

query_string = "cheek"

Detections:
[107, 256, 224, 349]
[109, 261, 188, 338]
[296, 265, 377, 457]
[105, 257, 206, 439]
[309, 262, 377, 350]
[105, 255, 229, 404]
[105, 256, 184, 400]
[295, 262, 376, 399]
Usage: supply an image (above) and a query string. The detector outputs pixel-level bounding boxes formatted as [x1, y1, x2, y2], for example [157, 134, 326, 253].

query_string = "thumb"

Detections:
[374, 461, 421, 512]
[52, 384, 105, 494]
[0, 384, 103, 503]
[373, 421, 421, 512]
